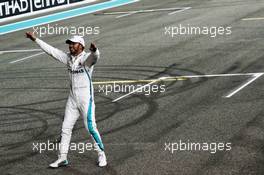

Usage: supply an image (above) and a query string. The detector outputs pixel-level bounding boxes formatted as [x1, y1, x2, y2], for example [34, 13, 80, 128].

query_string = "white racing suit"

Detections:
[35, 38, 104, 155]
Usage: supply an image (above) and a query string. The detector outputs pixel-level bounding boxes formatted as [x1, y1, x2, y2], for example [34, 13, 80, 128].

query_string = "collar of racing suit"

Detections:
[71, 51, 85, 62]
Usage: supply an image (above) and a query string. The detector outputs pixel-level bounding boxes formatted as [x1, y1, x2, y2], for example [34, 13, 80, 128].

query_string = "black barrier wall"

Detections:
[0, 0, 86, 19]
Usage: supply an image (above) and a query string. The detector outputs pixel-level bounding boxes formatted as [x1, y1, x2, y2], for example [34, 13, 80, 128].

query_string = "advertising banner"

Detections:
[0, 0, 31, 18]
[0, 0, 86, 19]
[32, 0, 68, 12]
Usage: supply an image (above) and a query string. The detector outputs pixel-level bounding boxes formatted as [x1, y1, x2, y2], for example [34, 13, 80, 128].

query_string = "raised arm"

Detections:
[83, 43, 100, 67]
[26, 32, 68, 65]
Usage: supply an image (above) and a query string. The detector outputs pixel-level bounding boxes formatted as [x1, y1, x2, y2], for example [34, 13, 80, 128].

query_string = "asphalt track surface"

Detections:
[1, 0, 264, 174]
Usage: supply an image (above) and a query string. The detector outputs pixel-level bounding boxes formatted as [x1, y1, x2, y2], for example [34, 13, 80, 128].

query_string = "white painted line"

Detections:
[224, 73, 264, 98]
[242, 17, 264, 21]
[168, 7, 191, 15]
[0, 49, 42, 54]
[99, 11, 136, 15]
[110, 72, 263, 102]
[93, 77, 185, 85]
[9, 52, 44, 64]
[98, 7, 191, 18]
[162, 72, 261, 79]
[102, 7, 189, 15]
[163, 73, 263, 98]
[116, 11, 138, 18]
[112, 77, 163, 102]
